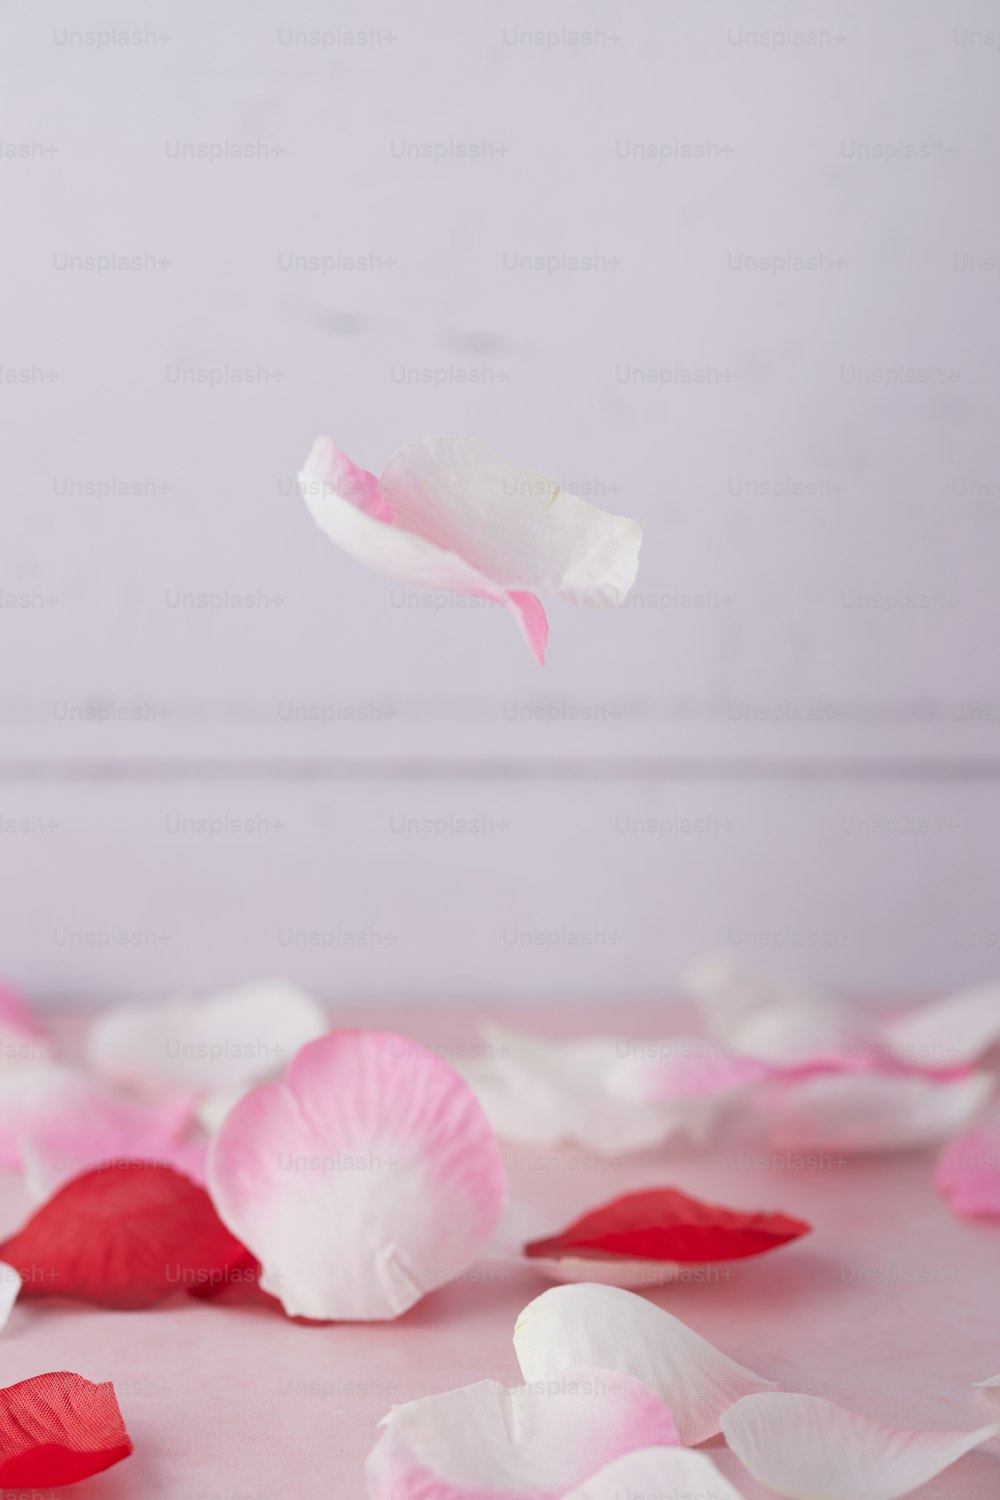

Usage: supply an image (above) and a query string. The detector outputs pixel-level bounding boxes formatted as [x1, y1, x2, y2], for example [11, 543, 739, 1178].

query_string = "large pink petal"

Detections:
[514, 1284, 774, 1446]
[208, 1031, 506, 1320]
[766, 1071, 993, 1153]
[366, 1367, 677, 1500]
[722, 1392, 999, 1500]
[936, 1113, 1000, 1218]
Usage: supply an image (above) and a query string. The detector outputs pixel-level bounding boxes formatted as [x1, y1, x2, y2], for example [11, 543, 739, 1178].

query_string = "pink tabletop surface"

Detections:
[3, 1005, 998, 1500]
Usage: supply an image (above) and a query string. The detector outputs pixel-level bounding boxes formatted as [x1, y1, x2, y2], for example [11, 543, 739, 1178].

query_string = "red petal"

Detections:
[0, 1371, 132, 1487]
[0, 1161, 247, 1309]
[524, 1187, 811, 1263]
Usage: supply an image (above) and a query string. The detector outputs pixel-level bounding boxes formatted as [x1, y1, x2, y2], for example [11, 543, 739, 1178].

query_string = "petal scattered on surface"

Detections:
[21, 1133, 208, 1203]
[684, 957, 874, 1068]
[514, 1283, 775, 1446]
[0, 1372, 133, 1488]
[87, 977, 328, 1092]
[0, 1162, 246, 1309]
[366, 1367, 677, 1500]
[936, 1114, 1000, 1219]
[883, 983, 1000, 1071]
[0, 1066, 190, 1171]
[562, 1446, 749, 1500]
[766, 1071, 994, 1153]
[524, 1188, 811, 1265]
[467, 1024, 726, 1156]
[208, 1030, 506, 1320]
[722, 1392, 999, 1500]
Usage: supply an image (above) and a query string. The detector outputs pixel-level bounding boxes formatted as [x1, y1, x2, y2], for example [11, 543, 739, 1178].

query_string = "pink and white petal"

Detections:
[0, 1066, 192, 1172]
[883, 983, 1000, 1071]
[301, 439, 548, 661]
[472, 1024, 721, 1156]
[684, 957, 873, 1068]
[366, 1368, 678, 1500]
[609, 1038, 771, 1102]
[0, 981, 46, 1040]
[514, 1284, 775, 1447]
[936, 1116, 1000, 1218]
[766, 1071, 994, 1154]
[208, 1031, 506, 1321]
[562, 1447, 748, 1500]
[87, 977, 328, 1093]
[22, 1133, 208, 1202]
[0, 1263, 21, 1330]
[379, 436, 642, 608]
[722, 1392, 999, 1500]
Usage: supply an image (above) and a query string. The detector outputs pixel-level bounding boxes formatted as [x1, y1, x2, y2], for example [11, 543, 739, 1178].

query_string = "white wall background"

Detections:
[1, 0, 998, 1005]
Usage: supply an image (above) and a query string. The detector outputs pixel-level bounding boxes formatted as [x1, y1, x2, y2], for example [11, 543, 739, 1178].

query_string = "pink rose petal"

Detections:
[0, 1066, 191, 1171]
[366, 1367, 678, 1500]
[208, 1030, 506, 1320]
[936, 1113, 1000, 1219]
[299, 435, 642, 663]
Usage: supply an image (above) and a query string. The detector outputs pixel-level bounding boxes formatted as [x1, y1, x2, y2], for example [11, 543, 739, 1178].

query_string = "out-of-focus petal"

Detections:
[766, 1071, 993, 1153]
[884, 983, 1000, 1071]
[0, 1066, 191, 1171]
[0, 1372, 133, 1488]
[467, 1024, 728, 1156]
[722, 1391, 999, 1500]
[936, 1113, 1000, 1218]
[684, 957, 874, 1068]
[208, 1031, 506, 1320]
[87, 977, 328, 1092]
[0, 1162, 246, 1309]
[514, 1283, 775, 1446]
[21, 1133, 208, 1202]
[366, 1367, 677, 1500]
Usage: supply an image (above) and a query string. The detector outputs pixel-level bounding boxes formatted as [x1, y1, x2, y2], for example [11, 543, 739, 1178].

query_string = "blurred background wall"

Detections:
[2, 0, 998, 1006]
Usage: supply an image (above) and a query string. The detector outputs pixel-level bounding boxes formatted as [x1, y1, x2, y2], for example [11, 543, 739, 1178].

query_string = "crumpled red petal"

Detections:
[0, 1371, 132, 1488]
[0, 1161, 247, 1309]
[524, 1187, 811, 1263]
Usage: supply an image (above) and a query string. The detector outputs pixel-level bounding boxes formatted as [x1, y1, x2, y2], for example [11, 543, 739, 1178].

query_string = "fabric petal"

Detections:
[0, 1162, 246, 1308]
[722, 1392, 999, 1500]
[22, 1133, 208, 1202]
[0, 1372, 133, 1488]
[936, 1114, 1000, 1218]
[524, 1188, 810, 1265]
[87, 976, 328, 1092]
[766, 1071, 993, 1153]
[208, 1030, 506, 1320]
[378, 435, 642, 607]
[0, 1065, 190, 1171]
[467, 1024, 725, 1156]
[610, 1038, 771, 1101]
[366, 1367, 677, 1500]
[883, 984, 1000, 1071]
[562, 1446, 749, 1500]
[684, 957, 874, 1068]
[514, 1283, 775, 1446]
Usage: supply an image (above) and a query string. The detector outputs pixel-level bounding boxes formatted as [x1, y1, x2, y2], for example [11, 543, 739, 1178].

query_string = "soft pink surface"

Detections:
[3, 1006, 998, 1499]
